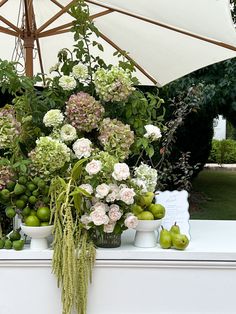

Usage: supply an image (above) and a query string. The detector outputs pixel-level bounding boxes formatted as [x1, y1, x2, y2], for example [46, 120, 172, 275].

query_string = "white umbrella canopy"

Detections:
[0, 0, 236, 86]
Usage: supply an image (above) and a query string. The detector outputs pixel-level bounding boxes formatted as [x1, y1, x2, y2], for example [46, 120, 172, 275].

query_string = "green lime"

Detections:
[18, 176, 28, 185]
[40, 222, 50, 226]
[20, 195, 28, 202]
[25, 215, 40, 227]
[9, 230, 21, 241]
[4, 239, 13, 249]
[25, 189, 32, 197]
[30, 209, 37, 216]
[13, 240, 24, 251]
[27, 183, 37, 192]
[37, 207, 51, 222]
[14, 183, 26, 195]
[32, 177, 40, 185]
[22, 206, 31, 217]
[0, 189, 10, 200]
[0, 239, 5, 249]
[5, 207, 16, 218]
[42, 196, 50, 204]
[37, 180, 46, 189]
[15, 199, 26, 209]
[6, 181, 16, 191]
[32, 190, 40, 197]
[29, 196, 37, 204]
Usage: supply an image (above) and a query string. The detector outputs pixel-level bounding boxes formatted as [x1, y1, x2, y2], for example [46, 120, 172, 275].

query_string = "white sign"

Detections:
[155, 190, 190, 239]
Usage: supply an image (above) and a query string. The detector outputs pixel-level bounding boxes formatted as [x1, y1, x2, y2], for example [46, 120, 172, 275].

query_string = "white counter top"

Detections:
[1, 220, 236, 262]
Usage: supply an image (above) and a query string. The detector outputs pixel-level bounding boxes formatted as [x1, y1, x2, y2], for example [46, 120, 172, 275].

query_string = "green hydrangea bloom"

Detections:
[94, 66, 135, 103]
[0, 106, 21, 150]
[98, 118, 134, 161]
[28, 136, 71, 178]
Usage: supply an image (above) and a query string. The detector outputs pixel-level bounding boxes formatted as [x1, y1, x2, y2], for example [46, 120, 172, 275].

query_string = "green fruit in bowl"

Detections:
[137, 211, 154, 220]
[37, 207, 51, 222]
[0, 189, 10, 200]
[41, 222, 50, 226]
[22, 206, 31, 217]
[30, 209, 37, 216]
[172, 233, 189, 250]
[27, 183, 37, 192]
[159, 226, 172, 249]
[148, 203, 165, 219]
[137, 192, 154, 208]
[18, 176, 27, 185]
[131, 204, 143, 216]
[14, 183, 26, 195]
[25, 215, 41, 227]
[15, 199, 26, 209]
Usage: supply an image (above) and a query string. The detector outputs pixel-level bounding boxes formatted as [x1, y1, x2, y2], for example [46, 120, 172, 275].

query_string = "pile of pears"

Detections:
[131, 192, 165, 220]
[159, 222, 189, 250]
[0, 174, 50, 223]
[0, 229, 24, 251]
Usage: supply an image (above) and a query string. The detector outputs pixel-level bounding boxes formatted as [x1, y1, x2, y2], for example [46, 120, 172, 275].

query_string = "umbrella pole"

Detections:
[23, 0, 34, 77]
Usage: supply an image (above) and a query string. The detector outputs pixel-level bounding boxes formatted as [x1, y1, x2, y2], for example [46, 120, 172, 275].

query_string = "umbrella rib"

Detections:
[37, 0, 76, 33]
[85, 0, 236, 52]
[0, 16, 22, 34]
[0, 26, 19, 37]
[0, 0, 8, 7]
[38, 22, 74, 37]
[99, 31, 157, 84]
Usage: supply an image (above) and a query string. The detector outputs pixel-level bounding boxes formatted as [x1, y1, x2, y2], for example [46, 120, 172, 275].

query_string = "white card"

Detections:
[155, 190, 190, 239]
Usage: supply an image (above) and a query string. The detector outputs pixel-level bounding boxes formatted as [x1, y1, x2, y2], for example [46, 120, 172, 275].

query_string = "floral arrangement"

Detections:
[0, 1, 198, 313]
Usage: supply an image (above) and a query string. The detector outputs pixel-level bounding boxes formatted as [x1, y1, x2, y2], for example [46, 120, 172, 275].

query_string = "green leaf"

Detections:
[71, 158, 87, 181]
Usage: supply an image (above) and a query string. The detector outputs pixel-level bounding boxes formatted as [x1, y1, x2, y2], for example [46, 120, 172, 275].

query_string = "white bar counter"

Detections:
[1, 220, 236, 314]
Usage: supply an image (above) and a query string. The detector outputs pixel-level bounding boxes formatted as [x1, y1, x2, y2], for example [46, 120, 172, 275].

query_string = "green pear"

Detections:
[159, 226, 172, 249]
[172, 233, 189, 250]
[131, 204, 144, 216]
[137, 192, 154, 208]
[137, 211, 154, 220]
[170, 222, 180, 234]
[148, 203, 165, 219]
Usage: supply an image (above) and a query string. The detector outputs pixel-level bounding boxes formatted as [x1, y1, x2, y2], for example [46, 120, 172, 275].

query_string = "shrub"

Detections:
[209, 139, 236, 164]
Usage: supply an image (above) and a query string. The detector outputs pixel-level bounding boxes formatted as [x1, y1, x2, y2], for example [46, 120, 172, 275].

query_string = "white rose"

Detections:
[43, 109, 64, 127]
[108, 204, 122, 222]
[60, 124, 77, 142]
[90, 209, 109, 226]
[119, 187, 135, 205]
[85, 159, 102, 175]
[112, 163, 130, 181]
[79, 184, 93, 195]
[124, 214, 138, 229]
[59, 75, 76, 90]
[80, 214, 92, 229]
[73, 138, 92, 159]
[92, 202, 109, 212]
[103, 222, 116, 233]
[106, 191, 118, 203]
[95, 183, 110, 199]
[144, 125, 162, 141]
[72, 64, 89, 80]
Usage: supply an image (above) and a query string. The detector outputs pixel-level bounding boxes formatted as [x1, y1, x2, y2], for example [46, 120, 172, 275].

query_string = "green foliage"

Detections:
[209, 139, 236, 164]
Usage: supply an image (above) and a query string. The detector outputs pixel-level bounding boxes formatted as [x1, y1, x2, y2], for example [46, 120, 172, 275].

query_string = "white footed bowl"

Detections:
[21, 224, 53, 250]
[134, 219, 162, 248]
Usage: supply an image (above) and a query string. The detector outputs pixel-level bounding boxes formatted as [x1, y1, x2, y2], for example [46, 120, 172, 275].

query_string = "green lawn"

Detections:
[190, 170, 236, 220]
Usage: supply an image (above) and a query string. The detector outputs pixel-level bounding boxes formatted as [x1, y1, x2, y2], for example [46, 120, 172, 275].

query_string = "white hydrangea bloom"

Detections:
[134, 163, 158, 192]
[59, 75, 76, 90]
[43, 109, 64, 127]
[60, 124, 77, 142]
[144, 125, 162, 141]
[72, 64, 89, 80]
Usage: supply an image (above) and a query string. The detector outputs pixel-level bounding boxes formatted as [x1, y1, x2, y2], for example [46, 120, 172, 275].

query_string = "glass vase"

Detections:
[93, 232, 121, 248]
